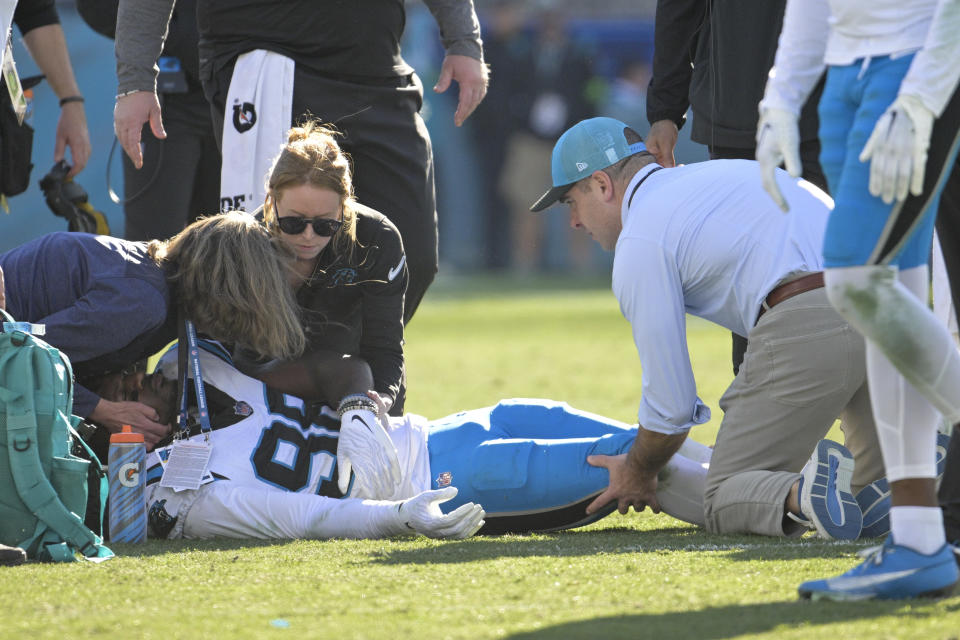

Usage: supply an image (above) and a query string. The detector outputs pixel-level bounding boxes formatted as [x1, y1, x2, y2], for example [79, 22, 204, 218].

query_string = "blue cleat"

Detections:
[854, 432, 951, 539]
[798, 539, 959, 600]
[798, 439, 862, 540]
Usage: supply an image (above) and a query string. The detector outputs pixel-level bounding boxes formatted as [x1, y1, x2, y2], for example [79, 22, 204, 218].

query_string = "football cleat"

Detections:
[798, 538, 959, 600]
[797, 439, 862, 540]
[855, 432, 952, 539]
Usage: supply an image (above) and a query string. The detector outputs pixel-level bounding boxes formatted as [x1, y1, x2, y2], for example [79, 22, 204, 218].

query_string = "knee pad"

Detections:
[824, 265, 896, 320]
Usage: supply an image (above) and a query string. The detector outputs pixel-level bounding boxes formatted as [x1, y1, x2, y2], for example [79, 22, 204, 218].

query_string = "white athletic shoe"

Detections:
[794, 439, 862, 540]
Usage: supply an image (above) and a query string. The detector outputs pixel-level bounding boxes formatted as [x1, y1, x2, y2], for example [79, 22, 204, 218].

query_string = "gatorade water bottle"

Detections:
[108, 425, 146, 543]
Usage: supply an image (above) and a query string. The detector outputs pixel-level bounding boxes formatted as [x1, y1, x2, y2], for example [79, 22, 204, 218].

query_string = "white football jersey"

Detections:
[145, 343, 430, 504]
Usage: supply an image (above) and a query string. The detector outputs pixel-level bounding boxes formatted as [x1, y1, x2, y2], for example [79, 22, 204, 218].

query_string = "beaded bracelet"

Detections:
[337, 393, 379, 417]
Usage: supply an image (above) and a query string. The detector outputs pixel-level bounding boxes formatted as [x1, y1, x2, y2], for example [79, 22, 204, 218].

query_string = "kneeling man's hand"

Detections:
[586, 453, 661, 515]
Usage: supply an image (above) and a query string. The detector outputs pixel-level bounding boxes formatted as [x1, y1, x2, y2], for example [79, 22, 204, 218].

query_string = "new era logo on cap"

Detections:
[529, 117, 647, 212]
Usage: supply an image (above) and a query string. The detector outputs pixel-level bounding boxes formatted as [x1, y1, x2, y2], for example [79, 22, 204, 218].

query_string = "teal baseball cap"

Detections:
[529, 117, 647, 212]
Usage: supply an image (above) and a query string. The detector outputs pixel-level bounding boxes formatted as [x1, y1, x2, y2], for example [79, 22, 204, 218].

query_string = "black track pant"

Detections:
[936, 162, 960, 544]
[124, 91, 221, 241]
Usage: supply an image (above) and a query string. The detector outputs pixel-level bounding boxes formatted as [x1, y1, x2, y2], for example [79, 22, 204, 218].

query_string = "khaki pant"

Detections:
[703, 288, 884, 536]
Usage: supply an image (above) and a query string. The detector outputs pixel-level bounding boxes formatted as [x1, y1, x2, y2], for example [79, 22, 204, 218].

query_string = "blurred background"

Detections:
[0, 0, 708, 275]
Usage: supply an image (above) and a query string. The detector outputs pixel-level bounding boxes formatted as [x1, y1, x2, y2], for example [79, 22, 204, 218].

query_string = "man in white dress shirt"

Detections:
[530, 117, 884, 542]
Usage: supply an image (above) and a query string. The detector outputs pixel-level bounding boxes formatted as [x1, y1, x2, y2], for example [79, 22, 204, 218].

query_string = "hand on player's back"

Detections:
[585, 453, 661, 515]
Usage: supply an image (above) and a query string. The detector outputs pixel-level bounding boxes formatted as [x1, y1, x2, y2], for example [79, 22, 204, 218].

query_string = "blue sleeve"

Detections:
[37, 277, 167, 364]
[72, 383, 100, 418]
[37, 277, 168, 417]
[614, 238, 711, 435]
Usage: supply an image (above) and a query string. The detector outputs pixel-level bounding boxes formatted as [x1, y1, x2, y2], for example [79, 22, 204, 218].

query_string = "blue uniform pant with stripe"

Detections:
[427, 399, 710, 534]
[820, 54, 960, 268]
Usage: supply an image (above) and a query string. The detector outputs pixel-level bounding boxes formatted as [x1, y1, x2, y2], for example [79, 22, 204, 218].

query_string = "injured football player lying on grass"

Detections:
[95, 339, 714, 542]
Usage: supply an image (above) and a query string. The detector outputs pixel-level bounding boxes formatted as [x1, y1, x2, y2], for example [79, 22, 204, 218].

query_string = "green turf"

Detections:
[3, 275, 958, 639]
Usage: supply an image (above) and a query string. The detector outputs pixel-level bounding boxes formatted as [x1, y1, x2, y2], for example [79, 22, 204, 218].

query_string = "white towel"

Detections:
[219, 49, 294, 213]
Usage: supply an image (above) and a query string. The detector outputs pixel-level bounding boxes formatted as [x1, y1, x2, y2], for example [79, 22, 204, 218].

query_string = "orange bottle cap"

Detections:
[110, 424, 145, 443]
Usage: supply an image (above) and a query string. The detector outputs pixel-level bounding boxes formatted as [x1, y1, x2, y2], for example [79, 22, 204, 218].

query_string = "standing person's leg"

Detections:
[933, 163, 960, 545]
[123, 93, 220, 240]
[474, 133, 512, 269]
[189, 120, 222, 219]
[703, 289, 868, 538]
[300, 73, 437, 323]
[941, 423, 960, 544]
[934, 163, 960, 317]
[804, 56, 960, 600]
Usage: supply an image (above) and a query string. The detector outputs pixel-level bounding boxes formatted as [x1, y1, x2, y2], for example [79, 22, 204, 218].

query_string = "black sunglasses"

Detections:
[273, 202, 343, 237]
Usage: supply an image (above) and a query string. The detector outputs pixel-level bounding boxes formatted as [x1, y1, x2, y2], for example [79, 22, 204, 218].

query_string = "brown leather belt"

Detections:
[757, 272, 825, 321]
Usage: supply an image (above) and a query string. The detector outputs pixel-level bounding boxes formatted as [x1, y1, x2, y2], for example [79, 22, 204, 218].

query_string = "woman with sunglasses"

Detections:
[256, 121, 408, 418]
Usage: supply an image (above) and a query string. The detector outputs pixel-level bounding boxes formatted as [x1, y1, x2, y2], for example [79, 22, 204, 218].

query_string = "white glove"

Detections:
[859, 94, 935, 204]
[756, 107, 802, 212]
[337, 410, 402, 497]
[397, 487, 485, 539]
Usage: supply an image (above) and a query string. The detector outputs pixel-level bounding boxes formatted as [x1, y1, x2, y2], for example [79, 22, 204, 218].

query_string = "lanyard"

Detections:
[178, 320, 212, 438]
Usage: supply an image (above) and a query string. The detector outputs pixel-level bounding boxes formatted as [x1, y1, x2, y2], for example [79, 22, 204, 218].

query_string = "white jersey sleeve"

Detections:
[899, 0, 960, 116]
[760, 0, 830, 116]
[174, 483, 411, 540]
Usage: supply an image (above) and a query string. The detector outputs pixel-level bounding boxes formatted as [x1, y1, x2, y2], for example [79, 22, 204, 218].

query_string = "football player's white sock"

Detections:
[890, 505, 946, 554]
[825, 265, 960, 423]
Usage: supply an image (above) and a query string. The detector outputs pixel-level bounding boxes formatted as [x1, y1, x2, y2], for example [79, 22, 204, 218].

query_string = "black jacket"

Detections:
[647, 0, 822, 150]
[289, 204, 407, 405]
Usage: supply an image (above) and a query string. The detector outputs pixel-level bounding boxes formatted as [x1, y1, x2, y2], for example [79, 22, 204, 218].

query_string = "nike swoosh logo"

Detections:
[826, 568, 923, 590]
[387, 255, 406, 282]
[351, 414, 373, 433]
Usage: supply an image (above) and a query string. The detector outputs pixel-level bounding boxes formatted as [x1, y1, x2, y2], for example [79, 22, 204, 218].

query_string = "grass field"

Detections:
[3, 275, 960, 639]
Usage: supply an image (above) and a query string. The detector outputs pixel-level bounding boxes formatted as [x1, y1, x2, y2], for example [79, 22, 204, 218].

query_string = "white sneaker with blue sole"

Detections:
[798, 538, 959, 600]
[797, 439, 862, 540]
[855, 432, 952, 539]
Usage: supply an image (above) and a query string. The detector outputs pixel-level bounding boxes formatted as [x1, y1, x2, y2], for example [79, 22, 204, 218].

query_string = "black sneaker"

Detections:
[0, 544, 26, 567]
